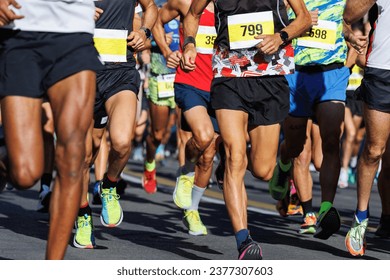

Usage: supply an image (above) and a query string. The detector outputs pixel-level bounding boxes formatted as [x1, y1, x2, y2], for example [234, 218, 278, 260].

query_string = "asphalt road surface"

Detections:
[0, 157, 389, 260]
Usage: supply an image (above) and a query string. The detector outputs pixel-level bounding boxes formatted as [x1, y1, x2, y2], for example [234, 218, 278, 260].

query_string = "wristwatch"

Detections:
[182, 36, 196, 50]
[279, 31, 289, 46]
[140, 27, 151, 39]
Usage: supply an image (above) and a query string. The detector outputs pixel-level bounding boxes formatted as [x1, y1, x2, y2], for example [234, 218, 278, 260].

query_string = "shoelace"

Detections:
[352, 221, 367, 243]
[145, 171, 155, 182]
[79, 215, 91, 229]
[186, 211, 201, 223]
[101, 189, 120, 205]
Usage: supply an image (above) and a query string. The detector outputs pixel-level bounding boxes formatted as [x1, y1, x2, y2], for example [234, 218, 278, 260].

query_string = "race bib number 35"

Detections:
[94, 29, 128, 62]
[297, 20, 337, 50]
[157, 74, 175, 98]
[196, 26, 217, 54]
[228, 11, 274, 50]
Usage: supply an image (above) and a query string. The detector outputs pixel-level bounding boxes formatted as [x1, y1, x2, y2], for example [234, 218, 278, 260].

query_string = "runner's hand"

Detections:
[350, 34, 368, 55]
[165, 32, 173, 46]
[255, 33, 283, 55]
[166, 50, 181, 69]
[94, 8, 103, 21]
[0, 0, 24, 27]
[127, 30, 146, 51]
[181, 44, 197, 72]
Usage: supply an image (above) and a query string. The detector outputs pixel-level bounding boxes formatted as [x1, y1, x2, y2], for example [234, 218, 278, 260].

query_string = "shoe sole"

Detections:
[299, 227, 316, 234]
[314, 207, 341, 240]
[73, 236, 96, 249]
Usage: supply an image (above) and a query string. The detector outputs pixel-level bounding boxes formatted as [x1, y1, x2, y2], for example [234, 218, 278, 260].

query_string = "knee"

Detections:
[345, 129, 356, 144]
[193, 129, 214, 152]
[226, 150, 247, 172]
[10, 165, 42, 189]
[295, 149, 311, 169]
[363, 144, 385, 164]
[251, 163, 275, 181]
[151, 130, 164, 144]
[110, 136, 132, 158]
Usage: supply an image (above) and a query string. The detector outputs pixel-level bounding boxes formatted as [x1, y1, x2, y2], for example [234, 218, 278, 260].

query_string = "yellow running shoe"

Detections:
[173, 174, 194, 209]
[183, 210, 207, 236]
[99, 184, 123, 227]
[73, 214, 96, 249]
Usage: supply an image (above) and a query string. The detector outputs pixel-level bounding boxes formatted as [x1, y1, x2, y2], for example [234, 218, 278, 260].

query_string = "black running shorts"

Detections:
[360, 67, 390, 113]
[94, 63, 140, 129]
[0, 30, 103, 98]
[211, 76, 289, 126]
[346, 89, 363, 117]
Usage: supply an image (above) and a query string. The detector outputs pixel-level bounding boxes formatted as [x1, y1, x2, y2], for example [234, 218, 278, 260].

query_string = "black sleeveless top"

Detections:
[95, 0, 137, 65]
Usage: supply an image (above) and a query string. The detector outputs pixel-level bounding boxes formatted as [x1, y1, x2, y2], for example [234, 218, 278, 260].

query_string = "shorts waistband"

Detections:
[295, 62, 344, 73]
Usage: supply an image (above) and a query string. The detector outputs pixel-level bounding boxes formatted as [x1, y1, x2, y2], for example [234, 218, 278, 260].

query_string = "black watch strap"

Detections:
[140, 27, 151, 39]
[182, 36, 196, 50]
[279, 31, 289, 45]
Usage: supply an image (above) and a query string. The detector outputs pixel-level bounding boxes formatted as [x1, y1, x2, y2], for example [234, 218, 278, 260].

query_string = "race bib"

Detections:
[196, 26, 217, 54]
[347, 65, 363, 91]
[94, 29, 128, 62]
[157, 74, 175, 98]
[227, 11, 274, 50]
[297, 20, 337, 50]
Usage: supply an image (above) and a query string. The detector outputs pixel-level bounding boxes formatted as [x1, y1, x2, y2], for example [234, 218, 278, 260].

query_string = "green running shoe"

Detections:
[173, 173, 194, 209]
[268, 161, 290, 200]
[183, 210, 207, 236]
[73, 214, 96, 249]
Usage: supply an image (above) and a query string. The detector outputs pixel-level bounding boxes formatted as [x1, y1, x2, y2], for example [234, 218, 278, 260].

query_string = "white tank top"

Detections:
[367, 0, 390, 70]
[1, 0, 95, 34]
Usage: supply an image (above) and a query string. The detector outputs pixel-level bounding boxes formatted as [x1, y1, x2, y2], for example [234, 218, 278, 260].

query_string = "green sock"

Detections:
[319, 201, 333, 216]
[145, 160, 156, 172]
[279, 159, 292, 172]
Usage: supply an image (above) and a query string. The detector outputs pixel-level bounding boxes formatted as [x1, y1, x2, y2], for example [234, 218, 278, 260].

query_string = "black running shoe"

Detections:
[238, 237, 263, 260]
[314, 207, 341, 240]
[214, 142, 225, 190]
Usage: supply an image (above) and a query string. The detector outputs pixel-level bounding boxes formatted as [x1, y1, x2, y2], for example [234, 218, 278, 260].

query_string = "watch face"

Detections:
[280, 31, 288, 42]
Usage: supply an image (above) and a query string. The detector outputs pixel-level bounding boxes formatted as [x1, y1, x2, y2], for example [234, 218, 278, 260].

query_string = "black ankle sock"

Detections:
[102, 174, 118, 189]
[301, 199, 314, 215]
[78, 204, 92, 217]
[40, 173, 53, 189]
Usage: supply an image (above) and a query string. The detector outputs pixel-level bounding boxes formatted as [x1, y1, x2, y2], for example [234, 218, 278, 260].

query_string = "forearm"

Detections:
[344, 0, 376, 24]
[140, 0, 158, 30]
[284, 0, 311, 40]
[152, 20, 172, 57]
[183, 0, 209, 39]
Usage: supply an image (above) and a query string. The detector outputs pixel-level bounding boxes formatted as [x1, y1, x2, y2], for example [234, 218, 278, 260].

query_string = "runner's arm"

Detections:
[181, 0, 211, 71]
[344, 0, 376, 24]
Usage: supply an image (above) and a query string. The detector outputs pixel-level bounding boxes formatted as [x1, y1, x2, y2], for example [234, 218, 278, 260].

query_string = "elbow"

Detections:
[343, 11, 355, 25]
